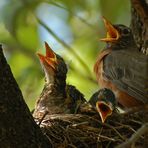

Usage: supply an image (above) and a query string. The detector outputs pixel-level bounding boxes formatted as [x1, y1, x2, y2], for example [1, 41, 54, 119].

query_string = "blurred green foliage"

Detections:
[0, 0, 130, 110]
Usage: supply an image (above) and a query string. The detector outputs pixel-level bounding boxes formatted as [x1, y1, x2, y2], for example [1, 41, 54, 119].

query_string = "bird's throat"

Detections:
[45, 71, 54, 84]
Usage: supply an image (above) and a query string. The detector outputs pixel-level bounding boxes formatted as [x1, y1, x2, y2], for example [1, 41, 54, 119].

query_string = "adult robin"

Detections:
[33, 42, 86, 118]
[89, 88, 117, 123]
[94, 18, 148, 108]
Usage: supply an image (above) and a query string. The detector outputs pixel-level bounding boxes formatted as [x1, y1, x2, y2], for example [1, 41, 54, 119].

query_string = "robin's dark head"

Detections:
[37, 42, 67, 85]
[100, 17, 136, 49]
[89, 88, 117, 123]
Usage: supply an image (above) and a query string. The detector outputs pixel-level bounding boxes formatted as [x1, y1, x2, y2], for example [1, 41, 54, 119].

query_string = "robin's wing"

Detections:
[66, 85, 86, 102]
[65, 85, 86, 113]
[103, 50, 148, 103]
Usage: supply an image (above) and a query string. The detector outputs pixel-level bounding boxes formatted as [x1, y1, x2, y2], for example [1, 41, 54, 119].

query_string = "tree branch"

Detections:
[116, 123, 148, 148]
[46, 1, 95, 29]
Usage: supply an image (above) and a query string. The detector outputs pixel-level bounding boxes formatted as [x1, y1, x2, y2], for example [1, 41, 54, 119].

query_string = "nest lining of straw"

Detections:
[34, 108, 148, 148]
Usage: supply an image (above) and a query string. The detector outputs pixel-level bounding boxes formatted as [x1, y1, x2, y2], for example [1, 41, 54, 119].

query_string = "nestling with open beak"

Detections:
[33, 42, 86, 119]
[94, 17, 148, 108]
[89, 88, 117, 123]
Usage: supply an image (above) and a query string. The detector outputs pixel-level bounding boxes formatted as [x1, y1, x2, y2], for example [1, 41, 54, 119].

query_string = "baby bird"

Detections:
[89, 88, 117, 123]
[33, 42, 86, 119]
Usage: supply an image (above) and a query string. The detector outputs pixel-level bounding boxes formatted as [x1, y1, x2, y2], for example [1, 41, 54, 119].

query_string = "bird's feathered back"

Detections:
[103, 49, 148, 103]
[65, 85, 86, 113]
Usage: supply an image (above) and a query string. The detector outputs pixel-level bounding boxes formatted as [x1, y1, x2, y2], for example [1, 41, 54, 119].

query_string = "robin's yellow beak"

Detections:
[96, 101, 113, 123]
[100, 17, 120, 42]
[37, 42, 57, 70]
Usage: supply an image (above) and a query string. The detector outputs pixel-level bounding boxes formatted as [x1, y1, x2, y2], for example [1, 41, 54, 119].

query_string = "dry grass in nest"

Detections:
[34, 107, 148, 148]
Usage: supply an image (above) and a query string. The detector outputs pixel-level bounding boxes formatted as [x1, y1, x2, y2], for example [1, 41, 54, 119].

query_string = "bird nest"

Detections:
[34, 107, 148, 148]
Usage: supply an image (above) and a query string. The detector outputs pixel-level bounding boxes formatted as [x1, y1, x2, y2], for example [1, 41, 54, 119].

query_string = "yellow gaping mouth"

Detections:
[37, 42, 57, 70]
[96, 101, 113, 123]
[100, 17, 120, 42]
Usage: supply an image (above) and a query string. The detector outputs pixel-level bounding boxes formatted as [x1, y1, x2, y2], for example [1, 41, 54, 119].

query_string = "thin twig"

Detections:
[103, 123, 126, 141]
[88, 116, 126, 141]
[46, 127, 63, 141]
[44, 134, 54, 147]
[67, 143, 77, 148]
[129, 119, 143, 125]
[98, 134, 116, 141]
[71, 121, 89, 127]
[66, 127, 90, 148]
[38, 111, 49, 125]
[116, 123, 148, 148]
[113, 121, 137, 133]
[45, 0, 95, 29]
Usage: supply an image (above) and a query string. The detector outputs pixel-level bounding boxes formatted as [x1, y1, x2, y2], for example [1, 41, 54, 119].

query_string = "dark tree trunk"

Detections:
[130, 0, 148, 54]
[0, 45, 51, 148]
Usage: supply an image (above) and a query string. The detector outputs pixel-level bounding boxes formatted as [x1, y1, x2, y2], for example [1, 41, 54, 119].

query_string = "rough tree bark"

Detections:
[130, 0, 148, 54]
[0, 45, 51, 148]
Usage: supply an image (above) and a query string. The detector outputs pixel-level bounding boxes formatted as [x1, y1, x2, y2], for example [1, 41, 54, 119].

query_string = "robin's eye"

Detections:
[122, 28, 130, 35]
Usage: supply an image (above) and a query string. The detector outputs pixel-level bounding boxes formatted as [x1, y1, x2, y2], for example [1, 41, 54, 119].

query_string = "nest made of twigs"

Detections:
[34, 107, 148, 148]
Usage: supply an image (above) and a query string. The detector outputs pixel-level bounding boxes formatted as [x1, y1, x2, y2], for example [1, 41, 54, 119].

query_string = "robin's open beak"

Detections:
[96, 101, 113, 123]
[100, 17, 120, 42]
[37, 42, 57, 70]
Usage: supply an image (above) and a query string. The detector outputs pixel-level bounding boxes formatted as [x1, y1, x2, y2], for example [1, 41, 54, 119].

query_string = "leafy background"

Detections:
[0, 0, 130, 110]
